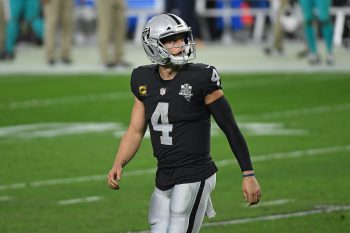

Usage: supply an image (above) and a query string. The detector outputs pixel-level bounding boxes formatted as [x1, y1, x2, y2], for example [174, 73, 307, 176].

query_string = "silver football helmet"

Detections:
[142, 13, 196, 65]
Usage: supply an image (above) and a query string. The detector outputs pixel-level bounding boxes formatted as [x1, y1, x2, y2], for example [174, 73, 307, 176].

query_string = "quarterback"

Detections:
[107, 13, 261, 233]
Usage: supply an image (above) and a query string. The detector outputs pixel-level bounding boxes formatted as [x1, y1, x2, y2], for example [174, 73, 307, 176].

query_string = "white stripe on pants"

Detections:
[148, 173, 216, 233]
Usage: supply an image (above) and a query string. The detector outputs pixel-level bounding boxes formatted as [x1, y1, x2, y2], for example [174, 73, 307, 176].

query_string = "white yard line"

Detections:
[238, 103, 350, 120]
[0, 196, 14, 202]
[0, 145, 349, 191]
[223, 73, 350, 89]
[0, 91, 130, 110]
[126, 205, 350, 233]
[245, 199, 294, 208]
[0, 168, 156, 191]
[203, 205, 350, 227]
[0, 102, 348, 140]
[57, 196, 102, 206]
[0, 122, 306, 140]
[215, 144, 350, 167]
[0, 122, 125, 139]
[1, 72, 348, 111]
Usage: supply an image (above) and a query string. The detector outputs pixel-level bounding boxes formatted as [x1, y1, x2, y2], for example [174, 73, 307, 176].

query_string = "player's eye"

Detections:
[161, 33, 186, 44]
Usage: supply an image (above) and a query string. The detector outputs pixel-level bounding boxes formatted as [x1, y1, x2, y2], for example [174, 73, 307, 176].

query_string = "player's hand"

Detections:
[242, 176, 261, 206]
[107, 166, 123, 190]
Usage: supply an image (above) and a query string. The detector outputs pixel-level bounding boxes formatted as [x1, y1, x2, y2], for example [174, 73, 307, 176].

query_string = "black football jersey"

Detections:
[130, 63, 222, 190]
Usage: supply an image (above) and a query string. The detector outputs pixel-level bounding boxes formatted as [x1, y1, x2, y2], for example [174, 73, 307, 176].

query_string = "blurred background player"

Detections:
[264, 0, 290, 56]
[43, 0, 74, 65]
[299, 0, 334, 65]
[96, 0, 130, 68]
[74, 0, 96, 46]
[3, 0, 43, 60]
[0, 0, 5, 59]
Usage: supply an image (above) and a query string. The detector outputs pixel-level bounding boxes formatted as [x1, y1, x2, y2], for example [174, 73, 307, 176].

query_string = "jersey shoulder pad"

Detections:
[186, 62, 212, 72]
[131, 64, 156, 79]
[190, 63, 222, 96]
[186, 63, 218, 79]
[130, 65, 157, 100]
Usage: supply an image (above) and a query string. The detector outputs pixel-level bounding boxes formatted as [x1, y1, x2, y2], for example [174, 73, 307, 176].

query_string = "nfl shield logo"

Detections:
[160, 88, 166, 95]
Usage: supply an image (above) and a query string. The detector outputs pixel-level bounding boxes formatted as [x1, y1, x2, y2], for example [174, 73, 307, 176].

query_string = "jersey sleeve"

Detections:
[130, 68, 144, 101]
[201, 65, 222, 97]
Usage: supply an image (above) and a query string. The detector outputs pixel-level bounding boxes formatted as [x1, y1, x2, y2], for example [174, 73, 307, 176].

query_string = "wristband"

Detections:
[243, 173, 255, 177]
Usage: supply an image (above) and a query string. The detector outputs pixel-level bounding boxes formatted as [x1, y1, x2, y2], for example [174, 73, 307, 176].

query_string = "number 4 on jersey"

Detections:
[151, 102, 173, 145]
[211, 69, 220, 86]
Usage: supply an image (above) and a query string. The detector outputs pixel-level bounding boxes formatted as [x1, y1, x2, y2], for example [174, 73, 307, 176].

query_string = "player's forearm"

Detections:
[112, 129, 144, 169]
[207, 96, 253, 171]
[225, 126, 253, 171]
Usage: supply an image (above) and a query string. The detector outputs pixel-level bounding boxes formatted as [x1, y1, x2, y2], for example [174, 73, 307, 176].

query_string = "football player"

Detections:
[299, 0, 334, 65]
[107, 13, 261, 233]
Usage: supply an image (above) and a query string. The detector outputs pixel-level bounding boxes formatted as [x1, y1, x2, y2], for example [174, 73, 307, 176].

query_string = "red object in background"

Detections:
[240, 2, 254, 27]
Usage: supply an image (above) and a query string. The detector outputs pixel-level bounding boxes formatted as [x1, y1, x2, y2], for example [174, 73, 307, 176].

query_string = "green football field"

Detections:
[0, 72, 349, 233]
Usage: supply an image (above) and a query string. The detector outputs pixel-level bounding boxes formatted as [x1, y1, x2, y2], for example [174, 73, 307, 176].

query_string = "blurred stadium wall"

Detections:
[0, 0, 349, 74]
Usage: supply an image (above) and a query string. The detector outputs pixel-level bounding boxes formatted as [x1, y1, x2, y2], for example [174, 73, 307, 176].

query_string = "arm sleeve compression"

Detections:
[207, 96, 253, 171]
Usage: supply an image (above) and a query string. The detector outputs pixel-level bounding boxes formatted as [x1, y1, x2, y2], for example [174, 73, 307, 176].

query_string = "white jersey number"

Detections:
[211, 69, 220, 86]
[151, 102, 173, 145]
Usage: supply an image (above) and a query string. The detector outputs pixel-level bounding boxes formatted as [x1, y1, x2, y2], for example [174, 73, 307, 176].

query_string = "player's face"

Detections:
[161, 33, 186, 56]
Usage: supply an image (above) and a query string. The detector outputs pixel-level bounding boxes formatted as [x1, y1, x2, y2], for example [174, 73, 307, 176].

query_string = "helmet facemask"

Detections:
[159, 31, 196, 65]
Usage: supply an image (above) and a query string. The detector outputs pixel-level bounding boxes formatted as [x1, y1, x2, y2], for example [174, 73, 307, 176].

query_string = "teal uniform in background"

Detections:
[299, 0, 333, 58]
[5, 0, 43, 56]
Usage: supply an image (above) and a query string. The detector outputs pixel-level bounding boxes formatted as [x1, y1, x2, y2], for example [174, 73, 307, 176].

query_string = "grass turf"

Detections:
[0, 72, 349, 233]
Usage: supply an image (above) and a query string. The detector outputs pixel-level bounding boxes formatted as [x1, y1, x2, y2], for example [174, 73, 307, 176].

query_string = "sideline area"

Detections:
[0, 41, 349, 75]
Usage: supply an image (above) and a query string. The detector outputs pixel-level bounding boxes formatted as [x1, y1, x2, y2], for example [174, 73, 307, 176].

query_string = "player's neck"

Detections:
[158, 64, 182, 80]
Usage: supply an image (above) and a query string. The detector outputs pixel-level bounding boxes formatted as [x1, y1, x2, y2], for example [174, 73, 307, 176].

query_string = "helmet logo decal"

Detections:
[142, 27, 150, 42]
